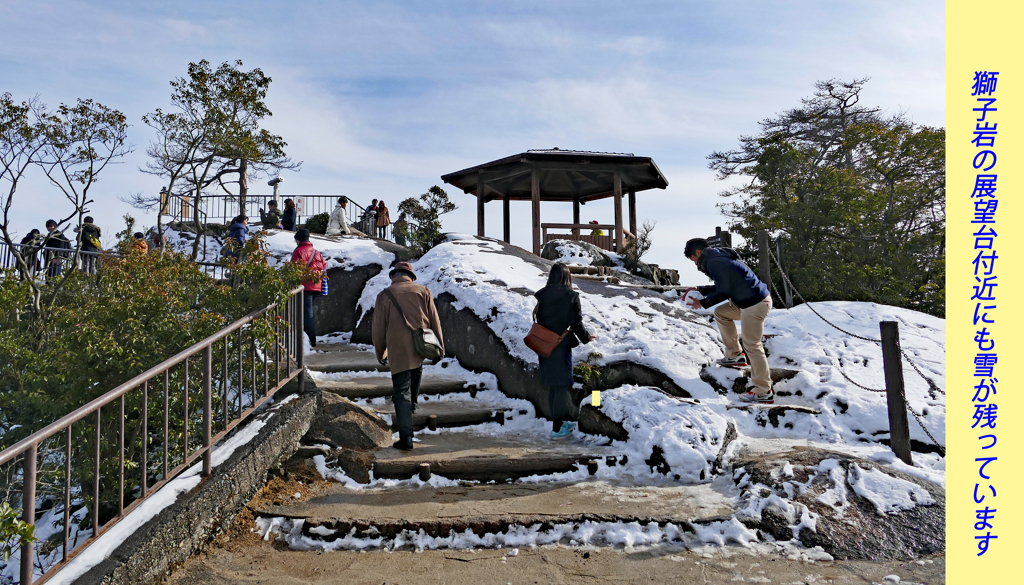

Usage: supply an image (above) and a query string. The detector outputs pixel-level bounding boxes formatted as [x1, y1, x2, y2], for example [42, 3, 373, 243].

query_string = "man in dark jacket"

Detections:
[42, 219, 71, 279]
[372, 261, 445, 451]
[75, 216, 102, 274]
[683, 238, 774, 403]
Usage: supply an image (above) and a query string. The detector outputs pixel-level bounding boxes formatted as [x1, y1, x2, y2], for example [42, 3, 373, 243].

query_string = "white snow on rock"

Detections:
[589, 386, 729, 483]
[256, 516, 758, 553]
[261, 230, 394, 271]
[357, 235, 723, 392]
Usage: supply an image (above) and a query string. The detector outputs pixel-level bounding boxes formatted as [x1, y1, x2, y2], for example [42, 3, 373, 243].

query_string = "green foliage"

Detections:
[397, 186, 457, 253]
[0, 502, 36, 562]
[573, 352, 604, 389]
[708, 79, 945, 316]
[304, 212, 329, 235]
[0, 231, 307, 529]
[620, 220, 655, 273]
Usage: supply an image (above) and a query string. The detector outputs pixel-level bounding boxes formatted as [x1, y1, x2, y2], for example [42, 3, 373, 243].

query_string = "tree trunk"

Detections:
[239, 159, 249, 217]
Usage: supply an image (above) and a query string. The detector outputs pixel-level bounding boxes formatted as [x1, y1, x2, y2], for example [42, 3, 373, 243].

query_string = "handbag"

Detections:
[306, 250, 328, 296]
[523, 305, 570, 358]
[383, 288, 444, 360]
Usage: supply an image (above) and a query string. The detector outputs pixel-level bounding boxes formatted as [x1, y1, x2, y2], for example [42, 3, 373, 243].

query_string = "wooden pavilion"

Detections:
[441, 149, 669, 255]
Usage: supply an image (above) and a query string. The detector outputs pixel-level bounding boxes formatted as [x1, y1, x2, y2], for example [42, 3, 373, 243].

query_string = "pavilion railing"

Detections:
[0, 286, 306, 584]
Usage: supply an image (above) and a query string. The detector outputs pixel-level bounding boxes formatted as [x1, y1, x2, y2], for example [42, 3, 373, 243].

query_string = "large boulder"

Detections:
[541, 239, 613, 267]
[732, 446, 943, 561]
[303, 393, 393, 450]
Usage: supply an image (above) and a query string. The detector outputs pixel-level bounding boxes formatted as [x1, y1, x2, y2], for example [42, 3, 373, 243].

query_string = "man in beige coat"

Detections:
[372, 261, 445, 450]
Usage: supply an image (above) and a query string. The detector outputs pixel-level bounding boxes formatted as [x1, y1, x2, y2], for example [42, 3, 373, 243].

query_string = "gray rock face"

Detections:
[578, 404, 630, 441]
[313, 264, 383, 334]
[304, 392, 393, 450]
[733, 447, 944, 561]
[541, 239, 613, 267]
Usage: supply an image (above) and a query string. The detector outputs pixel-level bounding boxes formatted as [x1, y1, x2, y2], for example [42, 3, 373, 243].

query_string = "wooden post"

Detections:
[880, 321, 913, 466]
[503, 195, 510, 243]
[572, 198, 581, 237]
[757, 230, 771, 287]
[628, 188, 637, 238]
[531, 168, 541, 255]
[613, 171, 623, 251]
[477, 173, 485, 238]
[776, 238, 794, 308]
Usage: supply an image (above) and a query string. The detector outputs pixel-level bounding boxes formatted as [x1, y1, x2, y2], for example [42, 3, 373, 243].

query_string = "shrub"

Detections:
[304, 212, 329, 234]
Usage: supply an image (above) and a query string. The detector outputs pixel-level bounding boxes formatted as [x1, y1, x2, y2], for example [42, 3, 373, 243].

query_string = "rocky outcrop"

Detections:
[303, 392, 393, 450]
[541, 239, 613, 267]
[732, 446, 944, 561]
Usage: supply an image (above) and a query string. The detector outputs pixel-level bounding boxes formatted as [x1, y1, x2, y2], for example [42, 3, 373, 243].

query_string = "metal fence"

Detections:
[0, 286, 306, 584]
[1, 242, 103, 280]
[162, 194, 415, 245]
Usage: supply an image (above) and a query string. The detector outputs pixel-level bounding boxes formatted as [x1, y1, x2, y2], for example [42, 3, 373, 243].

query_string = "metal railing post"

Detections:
[296, 290, 306, 391]
[21, 443, 37, 585]
[203, 345, 213, 476]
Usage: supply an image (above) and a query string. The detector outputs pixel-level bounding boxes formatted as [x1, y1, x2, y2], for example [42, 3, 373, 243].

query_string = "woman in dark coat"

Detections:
[282, 198, 297, 231]
[533, 262, 594, 438]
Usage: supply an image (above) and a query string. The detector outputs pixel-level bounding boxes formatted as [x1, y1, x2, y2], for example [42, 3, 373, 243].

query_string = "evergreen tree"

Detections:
[708, 79, 944, 315]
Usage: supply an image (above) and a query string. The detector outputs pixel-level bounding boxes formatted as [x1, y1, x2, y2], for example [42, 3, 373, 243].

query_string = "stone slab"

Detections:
[255, 477, 736, 525]
[370, 400, 510, 430]
[370, 429, 616, 482]
[317, 376, 478, 398]
[304, 345, 388, 373]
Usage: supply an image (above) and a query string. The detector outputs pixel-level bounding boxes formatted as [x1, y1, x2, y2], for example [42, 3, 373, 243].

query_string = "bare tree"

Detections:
[1, 94, 131, 316]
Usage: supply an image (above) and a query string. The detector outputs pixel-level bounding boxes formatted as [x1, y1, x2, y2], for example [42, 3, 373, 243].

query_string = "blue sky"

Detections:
[1, 1, 944, 281]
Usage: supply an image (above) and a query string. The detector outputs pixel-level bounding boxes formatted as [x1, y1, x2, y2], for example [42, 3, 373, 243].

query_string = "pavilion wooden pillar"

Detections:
[628, 188, 637, 237]
[531, 168, 541, 255]
[476, 173, 485, 237]
[572, 197, 581, 237]
[503, 195, 511, 243]
[613, 170, 624, 251]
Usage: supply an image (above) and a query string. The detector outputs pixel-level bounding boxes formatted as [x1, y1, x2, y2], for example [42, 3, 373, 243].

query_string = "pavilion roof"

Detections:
[441, 148, 669, 203]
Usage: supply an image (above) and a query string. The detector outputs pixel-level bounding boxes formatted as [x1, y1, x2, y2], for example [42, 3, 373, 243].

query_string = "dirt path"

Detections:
[166, 539, 944, 585]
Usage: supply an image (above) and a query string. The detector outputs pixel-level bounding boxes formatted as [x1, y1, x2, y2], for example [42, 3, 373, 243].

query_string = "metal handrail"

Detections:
[0, 285, 306, 584]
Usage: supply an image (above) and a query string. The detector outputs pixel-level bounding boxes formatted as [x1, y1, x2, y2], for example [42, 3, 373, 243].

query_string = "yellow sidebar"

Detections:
[948, 2, 1024, 583]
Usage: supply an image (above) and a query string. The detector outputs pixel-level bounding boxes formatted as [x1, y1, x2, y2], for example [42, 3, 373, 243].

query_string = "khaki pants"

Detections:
[714, 295, 772, 394]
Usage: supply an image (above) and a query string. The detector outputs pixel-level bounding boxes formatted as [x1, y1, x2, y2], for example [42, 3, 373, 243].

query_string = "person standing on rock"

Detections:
[290, 228, 326, 348]
[375, 200, 391, 240]
[534, 262, 594, 439]
[372, 261, 445, 451]
[282, 198, 297, 231]
[682, 238, 774, 404]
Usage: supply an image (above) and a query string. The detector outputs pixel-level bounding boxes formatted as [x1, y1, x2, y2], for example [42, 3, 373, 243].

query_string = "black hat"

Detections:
[295, 228, 310, 242]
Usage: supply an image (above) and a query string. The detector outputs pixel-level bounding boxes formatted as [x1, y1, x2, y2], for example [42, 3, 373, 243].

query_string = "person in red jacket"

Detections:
[289, 228, 326, 347]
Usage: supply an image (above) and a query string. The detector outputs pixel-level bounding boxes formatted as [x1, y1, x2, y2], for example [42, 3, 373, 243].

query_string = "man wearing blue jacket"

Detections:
[683, 238, 774, 403]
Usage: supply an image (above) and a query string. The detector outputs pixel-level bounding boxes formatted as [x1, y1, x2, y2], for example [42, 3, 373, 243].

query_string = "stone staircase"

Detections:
[304, 343, 615, 483]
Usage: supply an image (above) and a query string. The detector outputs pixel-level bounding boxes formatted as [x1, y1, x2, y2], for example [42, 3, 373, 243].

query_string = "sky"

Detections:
[0, 0, 944, 283]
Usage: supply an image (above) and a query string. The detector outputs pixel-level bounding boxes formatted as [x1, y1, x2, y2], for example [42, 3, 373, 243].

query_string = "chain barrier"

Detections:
[764, 243, 945, 454]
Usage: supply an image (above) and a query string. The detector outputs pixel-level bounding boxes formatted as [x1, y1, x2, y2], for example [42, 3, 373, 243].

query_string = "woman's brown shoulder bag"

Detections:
[523, 305, 570, 358]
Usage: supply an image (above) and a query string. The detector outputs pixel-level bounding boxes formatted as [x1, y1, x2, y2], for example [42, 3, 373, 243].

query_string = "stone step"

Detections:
[370, 429, 616, 482]
[253, 481, 734, 540]
[304, 344, 388, 373]
[370, 400, 510, 431]
[317, 376, 480, 399]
